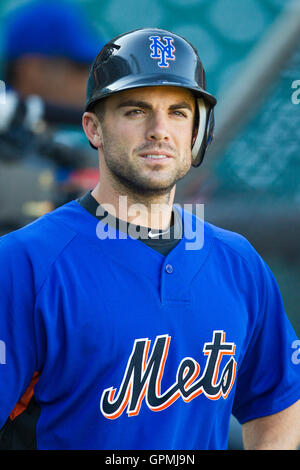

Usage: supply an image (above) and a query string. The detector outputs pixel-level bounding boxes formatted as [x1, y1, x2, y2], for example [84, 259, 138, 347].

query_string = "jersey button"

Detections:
[165, 264, 174, 274]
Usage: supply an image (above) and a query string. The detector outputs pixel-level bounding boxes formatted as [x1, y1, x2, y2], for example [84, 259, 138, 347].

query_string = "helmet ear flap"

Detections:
[191, 99, 215, 167]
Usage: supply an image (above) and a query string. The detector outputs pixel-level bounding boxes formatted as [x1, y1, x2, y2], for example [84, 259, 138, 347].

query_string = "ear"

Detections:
[82, 112, 103, 148]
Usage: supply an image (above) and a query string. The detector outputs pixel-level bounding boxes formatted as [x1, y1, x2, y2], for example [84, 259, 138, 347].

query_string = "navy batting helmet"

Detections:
[85, 28, 217, 167]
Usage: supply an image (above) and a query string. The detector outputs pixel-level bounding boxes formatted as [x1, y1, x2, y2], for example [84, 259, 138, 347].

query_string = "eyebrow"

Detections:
[116, 99, 194, 112]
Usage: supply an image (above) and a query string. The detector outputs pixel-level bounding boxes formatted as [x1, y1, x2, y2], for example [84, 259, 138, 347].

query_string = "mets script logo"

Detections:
[100, 331, 237, 419]
[149, 35, 176, 68]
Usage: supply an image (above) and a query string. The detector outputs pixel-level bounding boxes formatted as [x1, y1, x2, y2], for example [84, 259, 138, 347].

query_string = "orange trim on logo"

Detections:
[105, 384, 132, 420]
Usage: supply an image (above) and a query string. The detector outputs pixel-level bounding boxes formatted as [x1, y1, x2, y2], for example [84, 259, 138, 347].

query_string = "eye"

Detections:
[125, 108, 145, 116]
[171, 110, 188, 118]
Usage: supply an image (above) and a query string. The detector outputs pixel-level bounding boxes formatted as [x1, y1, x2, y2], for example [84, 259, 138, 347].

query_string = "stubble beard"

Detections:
[101, 136, 191, 199]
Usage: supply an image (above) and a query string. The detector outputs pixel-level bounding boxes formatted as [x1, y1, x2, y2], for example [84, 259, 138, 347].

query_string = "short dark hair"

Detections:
[90, 98, 106, 123]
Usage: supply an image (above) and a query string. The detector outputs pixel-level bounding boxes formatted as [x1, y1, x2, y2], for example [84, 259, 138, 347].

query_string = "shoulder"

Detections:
[203, 221, 280, 305]
[206, 221, 257, 261]
[0, 201, 80, 292]
[0, 201, 79, 253]
[179, 205, 270, 284]
[179, 205, 259, 261]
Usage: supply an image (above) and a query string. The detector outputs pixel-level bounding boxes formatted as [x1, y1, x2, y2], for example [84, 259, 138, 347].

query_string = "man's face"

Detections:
[98, 86, 196, 196]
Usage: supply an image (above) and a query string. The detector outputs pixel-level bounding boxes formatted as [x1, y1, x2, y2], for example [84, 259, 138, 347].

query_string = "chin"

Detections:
[124, 176, 176, 196]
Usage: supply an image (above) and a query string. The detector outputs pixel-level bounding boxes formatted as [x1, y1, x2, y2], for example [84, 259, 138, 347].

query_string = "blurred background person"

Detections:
[0, 0, 104, 236]
[3, 0, 99, 109]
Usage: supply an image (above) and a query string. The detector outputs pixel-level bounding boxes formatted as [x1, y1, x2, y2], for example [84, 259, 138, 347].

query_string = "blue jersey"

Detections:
[0, 200, 299, 449]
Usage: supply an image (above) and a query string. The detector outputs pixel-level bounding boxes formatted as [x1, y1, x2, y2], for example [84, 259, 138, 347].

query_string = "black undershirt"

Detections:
[76, 191, 182, 256]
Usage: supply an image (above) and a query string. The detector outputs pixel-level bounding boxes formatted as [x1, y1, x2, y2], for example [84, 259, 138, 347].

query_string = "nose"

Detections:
[145, 111, 170, 142]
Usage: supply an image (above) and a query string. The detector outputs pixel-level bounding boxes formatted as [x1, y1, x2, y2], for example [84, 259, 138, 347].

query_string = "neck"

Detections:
[91, 180, 175, 230]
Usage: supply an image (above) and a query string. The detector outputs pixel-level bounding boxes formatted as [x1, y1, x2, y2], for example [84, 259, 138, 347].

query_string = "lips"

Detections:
[139, 150, 174, 159]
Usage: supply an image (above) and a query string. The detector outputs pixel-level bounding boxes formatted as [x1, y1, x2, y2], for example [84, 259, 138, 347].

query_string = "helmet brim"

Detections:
[85, 73, 217, 111]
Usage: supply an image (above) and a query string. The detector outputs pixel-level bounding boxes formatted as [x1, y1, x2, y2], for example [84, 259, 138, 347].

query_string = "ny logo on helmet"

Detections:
[149, 36, 176, 68]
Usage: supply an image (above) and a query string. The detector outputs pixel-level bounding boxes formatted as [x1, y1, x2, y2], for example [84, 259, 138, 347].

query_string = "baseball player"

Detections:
[0, 28, 299, 450]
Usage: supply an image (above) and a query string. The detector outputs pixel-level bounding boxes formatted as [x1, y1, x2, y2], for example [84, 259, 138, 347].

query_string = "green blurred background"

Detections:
[0, 0, 288, 98]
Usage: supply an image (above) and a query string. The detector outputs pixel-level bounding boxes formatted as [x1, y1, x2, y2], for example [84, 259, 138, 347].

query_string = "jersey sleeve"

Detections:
[232, 255, 300, 424]
[0, 234, 41, 429]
